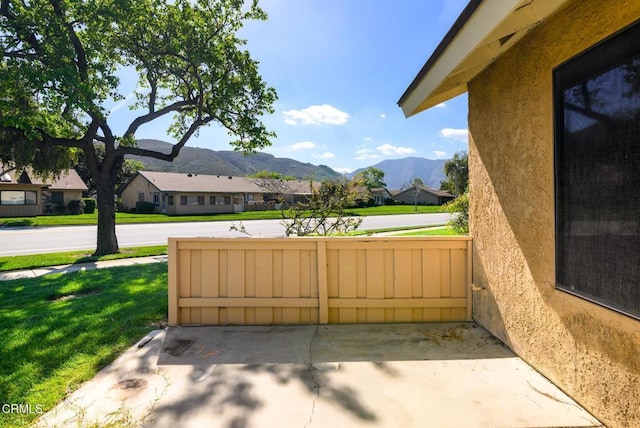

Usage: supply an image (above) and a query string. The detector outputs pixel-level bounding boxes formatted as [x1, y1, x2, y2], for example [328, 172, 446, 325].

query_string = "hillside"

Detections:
[350, 157, 447, 189]
[127, 139, 342, 180]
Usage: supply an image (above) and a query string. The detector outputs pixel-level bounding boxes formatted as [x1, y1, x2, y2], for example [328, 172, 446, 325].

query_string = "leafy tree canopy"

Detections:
[440, 151, 468, 196]
[0, 0, 277, 254]
[356, 167, 386, 188]
[247, 170, 296, 181]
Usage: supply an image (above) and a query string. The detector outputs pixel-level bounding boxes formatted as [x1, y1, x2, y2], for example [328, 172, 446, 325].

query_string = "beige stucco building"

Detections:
[120, 171, 314, 215]
[399, 1, 640, 427]
[0, 167, 87, 217]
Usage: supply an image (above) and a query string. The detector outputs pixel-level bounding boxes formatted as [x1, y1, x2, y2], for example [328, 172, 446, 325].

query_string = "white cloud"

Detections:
[283, 104, 349, 125]
[355, 148, 381, 160]
[379, 113, 387, 119]
[314, 152, 335, 159]
[291, 141, 316, 150]
[356, 154, 382, 160]
[434, 103, 446, 108]
[433, 150, 448, 158]
[363, 137, 373, 142]
[438, 128, 468, 142]
[333, 167, 353, 174]
[376, 144, 416, 156]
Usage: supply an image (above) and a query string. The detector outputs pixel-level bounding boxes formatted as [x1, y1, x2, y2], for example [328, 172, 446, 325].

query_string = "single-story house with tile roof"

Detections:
[399, 1, 640, 427]
[389, 185, 453, 206]
[120, 171, 314, 215]
[0, 167, 88, 217]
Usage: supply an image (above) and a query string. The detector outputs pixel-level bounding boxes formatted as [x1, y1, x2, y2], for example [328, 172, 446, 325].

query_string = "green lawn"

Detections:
[393, 226, 464, 236]
[0, 245, 167, 272]
[0, 205, 444, 227]
[0, 264, 168, 428]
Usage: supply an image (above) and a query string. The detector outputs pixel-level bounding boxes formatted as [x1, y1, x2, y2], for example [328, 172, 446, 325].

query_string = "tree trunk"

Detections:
[94, 173, 120, 256]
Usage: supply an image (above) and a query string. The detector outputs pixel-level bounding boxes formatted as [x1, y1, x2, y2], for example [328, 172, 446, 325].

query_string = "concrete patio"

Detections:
[36, 323, 602, 428]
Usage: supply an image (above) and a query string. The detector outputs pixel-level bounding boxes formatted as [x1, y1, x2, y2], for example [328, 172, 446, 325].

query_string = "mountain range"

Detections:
[349, 157, 447, 189]
[128, 139, 448, 189]
[128, 139, 341, 180]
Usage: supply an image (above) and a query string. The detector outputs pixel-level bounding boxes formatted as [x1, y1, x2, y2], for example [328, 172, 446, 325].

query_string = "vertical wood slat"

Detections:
[255, 249, 274, 324]
[168, 239, 179, 325]
[339, 249, 357, 323]
[169, 237, 472, 326]
[366, 249, 385, 323]
[283, 250, 301, 323]
[466, 240, 473, 321]
[317, 241, 329, 324]
[201, 249, 219, 325]
[190, 250, 202, 325]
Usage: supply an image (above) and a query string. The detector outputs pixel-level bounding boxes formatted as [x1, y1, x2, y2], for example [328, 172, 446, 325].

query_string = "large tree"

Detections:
[0, 0, 276, 255]
[440, 151, 468, 197]
[355, 166, 386, 188]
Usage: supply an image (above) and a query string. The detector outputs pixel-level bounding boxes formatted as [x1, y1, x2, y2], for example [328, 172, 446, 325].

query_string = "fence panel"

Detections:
[168, 237, 472, 325]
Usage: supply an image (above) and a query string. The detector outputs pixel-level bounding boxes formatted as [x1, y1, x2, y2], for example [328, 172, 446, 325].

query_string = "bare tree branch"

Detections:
[123, 99, 195, 138]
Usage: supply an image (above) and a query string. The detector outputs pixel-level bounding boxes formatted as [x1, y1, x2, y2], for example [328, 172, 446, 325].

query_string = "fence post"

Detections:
[168, 238, 179, 326]
[466, 239, 473, 321]
[317, 240, 329, 324]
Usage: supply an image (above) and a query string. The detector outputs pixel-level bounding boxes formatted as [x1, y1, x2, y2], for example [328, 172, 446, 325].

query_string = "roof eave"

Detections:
[398, 0, 569, 117]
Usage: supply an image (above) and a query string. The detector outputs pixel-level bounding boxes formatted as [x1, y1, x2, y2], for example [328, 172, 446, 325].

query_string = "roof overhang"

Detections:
[398, 0, 569, 117]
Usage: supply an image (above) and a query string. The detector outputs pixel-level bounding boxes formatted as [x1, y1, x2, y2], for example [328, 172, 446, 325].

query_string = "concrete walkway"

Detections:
[36, 323, 602, 428]
[0, 255, 168, 281]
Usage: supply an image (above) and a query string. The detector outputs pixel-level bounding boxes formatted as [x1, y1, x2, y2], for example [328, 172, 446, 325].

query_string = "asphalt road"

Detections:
[0, 213, 450, 256]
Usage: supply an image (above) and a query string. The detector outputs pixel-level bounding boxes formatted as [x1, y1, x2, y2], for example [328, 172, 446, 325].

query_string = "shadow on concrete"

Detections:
[158, 323, 512, 366]
[148, 323, 513, 427]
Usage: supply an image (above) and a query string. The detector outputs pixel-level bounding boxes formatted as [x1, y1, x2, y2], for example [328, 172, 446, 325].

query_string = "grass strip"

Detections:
[0, 205, 444, 228]
[0, 245, 167, 272]
[392, 226, 464, 236]
[0, 264, 168, 427]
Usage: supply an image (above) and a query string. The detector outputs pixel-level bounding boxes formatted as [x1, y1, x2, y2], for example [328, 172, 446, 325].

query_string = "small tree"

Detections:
[411, 177, 424, 212]
[281, 177, 367, 236]
[443, 191, 469, 234]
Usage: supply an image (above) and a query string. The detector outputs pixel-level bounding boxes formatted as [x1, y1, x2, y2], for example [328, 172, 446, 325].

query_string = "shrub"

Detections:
[54, 204, 67, 215]
[67, 199, 85, 215]
[443, 191, 469, 234]
[82, 198, 96, 214]
[135, 201, 156, 214]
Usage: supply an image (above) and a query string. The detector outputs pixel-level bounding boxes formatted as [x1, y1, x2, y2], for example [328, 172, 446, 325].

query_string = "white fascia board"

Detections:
[401, 0, 521, 117]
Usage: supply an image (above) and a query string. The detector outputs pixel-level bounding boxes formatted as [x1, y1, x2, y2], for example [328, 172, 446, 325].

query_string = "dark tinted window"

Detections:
[554, 20, 640, 319]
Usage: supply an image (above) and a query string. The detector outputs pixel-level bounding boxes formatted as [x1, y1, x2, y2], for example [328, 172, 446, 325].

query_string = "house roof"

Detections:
[0, 166, 87, 191]
[393, 185, 453, 199]
[134, 171, 314, 194]
[398, 0, 569, 117]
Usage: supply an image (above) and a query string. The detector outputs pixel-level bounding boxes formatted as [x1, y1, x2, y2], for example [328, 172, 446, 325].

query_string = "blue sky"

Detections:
[109, 0, 470, 173]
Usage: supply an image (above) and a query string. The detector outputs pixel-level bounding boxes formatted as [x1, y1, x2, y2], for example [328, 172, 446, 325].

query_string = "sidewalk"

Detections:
[0, 255, 168, 281]
[36, 323, 602, 428]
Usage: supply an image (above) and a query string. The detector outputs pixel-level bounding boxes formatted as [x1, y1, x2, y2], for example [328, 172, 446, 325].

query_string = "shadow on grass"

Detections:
[0, 264, 168, 427]
[0, 218, 34, 227]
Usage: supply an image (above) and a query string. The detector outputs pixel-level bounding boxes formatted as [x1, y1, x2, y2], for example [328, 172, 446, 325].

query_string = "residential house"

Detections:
[369, 187, 391, 205]
[120, 171, 314, 215]
[390, 185, 453, 206]
[0, 167, 88, 217]
[399, 1, 640, 427]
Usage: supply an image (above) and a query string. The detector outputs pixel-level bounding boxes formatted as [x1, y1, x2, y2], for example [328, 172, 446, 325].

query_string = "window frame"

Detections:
[0, 190, 38, 205]
[553, 19, 640, 320]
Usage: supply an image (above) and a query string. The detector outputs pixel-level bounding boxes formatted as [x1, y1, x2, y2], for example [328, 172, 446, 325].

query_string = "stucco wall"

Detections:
[120, 174, 160, 212]
[467, 1, 640, 427]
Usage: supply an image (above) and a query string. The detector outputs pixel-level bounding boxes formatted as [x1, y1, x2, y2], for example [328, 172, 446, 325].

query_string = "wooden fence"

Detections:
[168, 236, 472, 325]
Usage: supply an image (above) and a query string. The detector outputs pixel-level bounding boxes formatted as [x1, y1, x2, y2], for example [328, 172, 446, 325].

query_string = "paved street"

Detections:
[0, 213, 450, 256]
